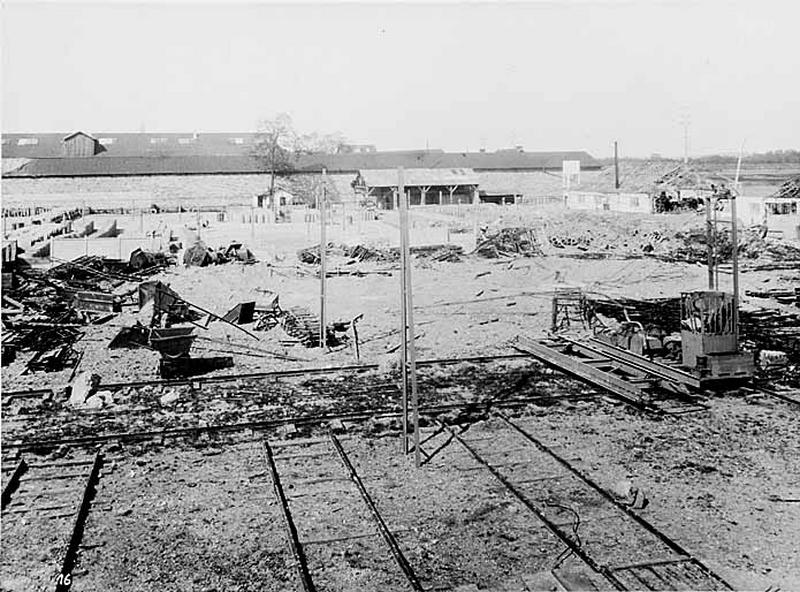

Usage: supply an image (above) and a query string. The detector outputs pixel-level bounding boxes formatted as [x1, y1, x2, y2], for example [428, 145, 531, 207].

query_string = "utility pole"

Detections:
[678, 112, 690, 164]
[731, 143, 745, 341]
[397, 167, 420, 466]
[319, 169, 328, 349]
[399, 170, 408, 454]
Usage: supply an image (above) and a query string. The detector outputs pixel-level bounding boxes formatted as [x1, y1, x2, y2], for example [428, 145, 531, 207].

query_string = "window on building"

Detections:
[229, 137, 245, 145]
[99, 138, 116, 145]
[631, 195, 640, 207]
[150, 137, 168, 144]
[17, 138, 39, 146]
[178, 138, 196, 145]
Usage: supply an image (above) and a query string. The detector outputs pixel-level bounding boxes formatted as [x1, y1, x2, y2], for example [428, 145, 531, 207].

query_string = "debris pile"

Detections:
[475, 227, 542, 258]
[298, 242, 398, 265]
[298, 242, 464, 266]
[745, 287, 800, 307]
[183, 241, 256, 267]
[586, 294, 800, 382]
[280, 306, 350, 348]
[1, 253, 171, 374]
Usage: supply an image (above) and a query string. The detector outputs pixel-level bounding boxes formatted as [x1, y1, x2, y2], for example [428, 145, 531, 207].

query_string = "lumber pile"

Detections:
[475, 227, 542, 258]
[746, 287, 800, 307]
[740, 309, 800, 360]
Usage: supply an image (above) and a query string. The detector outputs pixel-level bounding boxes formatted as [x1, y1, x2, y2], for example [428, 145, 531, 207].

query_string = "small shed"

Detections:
[352, 168, 479, 209]
[62, 132, 102, 157]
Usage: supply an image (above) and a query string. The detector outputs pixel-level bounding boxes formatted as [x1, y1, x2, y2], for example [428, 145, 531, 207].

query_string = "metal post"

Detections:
[705, 197, 714, 289]
[731, 191, 739, 340]
[398, 169, 409, 454]
[320, 169, 328, 349]
[398, 169, 420, 466]
[614, 141, 620, 190]
[732, 146, 745, 343]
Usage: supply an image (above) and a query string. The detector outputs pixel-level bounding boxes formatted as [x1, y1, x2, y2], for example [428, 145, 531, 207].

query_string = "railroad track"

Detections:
[260, 435, 423, 591]
[1, 393, 594, 453]
[442, 413, 733, 591]
[1, 352, 533, 400]
[1, 452, 106, 591]
[515, 336, 709, 415]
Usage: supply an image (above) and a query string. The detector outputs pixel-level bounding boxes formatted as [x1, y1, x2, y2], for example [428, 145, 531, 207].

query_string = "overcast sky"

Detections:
[2, 1, 798, 157]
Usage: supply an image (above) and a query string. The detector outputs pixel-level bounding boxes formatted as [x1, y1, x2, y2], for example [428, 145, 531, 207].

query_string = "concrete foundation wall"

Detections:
[567, 192, 653, 214]
[51, 236, 166, 261]
[1, 173, 356, 209]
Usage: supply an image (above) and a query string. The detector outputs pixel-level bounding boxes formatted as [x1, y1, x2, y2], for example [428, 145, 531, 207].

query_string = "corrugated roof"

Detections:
[357, 168, 479, 187]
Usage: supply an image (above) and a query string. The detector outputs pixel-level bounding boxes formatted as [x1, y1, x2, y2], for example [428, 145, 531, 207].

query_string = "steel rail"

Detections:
[1, 352, 532, 399]
[514, 336, 661, 414]
[441, 421, 627, 591]
[261, 441, 316, 592]
[752, 386, 800, 407]
[55, 452, 103, 592]
[329, 434, 424, 591]
[2, 393, 591, 452]
[1, 458, 28, 510]
[495, 413, 734, 591]
[580, 337, 703, 389]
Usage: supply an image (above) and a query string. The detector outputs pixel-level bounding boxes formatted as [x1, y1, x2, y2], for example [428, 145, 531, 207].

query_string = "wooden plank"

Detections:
[583, 338, 702, 389]
[515, 336, 656, 412]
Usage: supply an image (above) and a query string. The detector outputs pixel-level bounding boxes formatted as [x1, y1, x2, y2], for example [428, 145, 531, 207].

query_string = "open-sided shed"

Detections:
[352, 168, 479, 209]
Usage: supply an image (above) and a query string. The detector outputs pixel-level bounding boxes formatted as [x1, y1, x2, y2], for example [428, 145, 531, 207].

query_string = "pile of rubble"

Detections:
[298, 242, 465, 266]
[1, 251, 174, 374]
[474, 211, 800, 265]
[183, 241, 256, 267]
[475, 227, 543, 258]
[298, 242, 398, 265]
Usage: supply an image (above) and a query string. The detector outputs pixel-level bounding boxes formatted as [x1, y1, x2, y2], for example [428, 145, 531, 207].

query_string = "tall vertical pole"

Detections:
[397, 168, 420, 466]
[614, 141, 620, 190]
[398, 170, 409, 453]
[679, 113, 690, 165]
[320, 169, 328, 349]
[713, 199, 719, 290]
[705, 197, 714, 289]
[732, 145, 744, 344]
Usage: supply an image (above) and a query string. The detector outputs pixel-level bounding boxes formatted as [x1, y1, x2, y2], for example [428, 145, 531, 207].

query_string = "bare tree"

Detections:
[252, 113, 299, 203]
[252, 114, 347, 209]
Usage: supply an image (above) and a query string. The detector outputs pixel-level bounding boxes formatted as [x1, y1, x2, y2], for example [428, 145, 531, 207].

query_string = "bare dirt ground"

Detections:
[2, 391, 797, 591]
[2, 208, 799, 591]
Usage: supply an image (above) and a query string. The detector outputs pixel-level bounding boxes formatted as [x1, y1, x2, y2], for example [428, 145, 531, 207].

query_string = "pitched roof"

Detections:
[573, 160, 708, 193]
[357, 168, 479, 188]
[63, 131, 96, 141]
[2, 131, 600, 178]
[2, 132, 257, 158]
